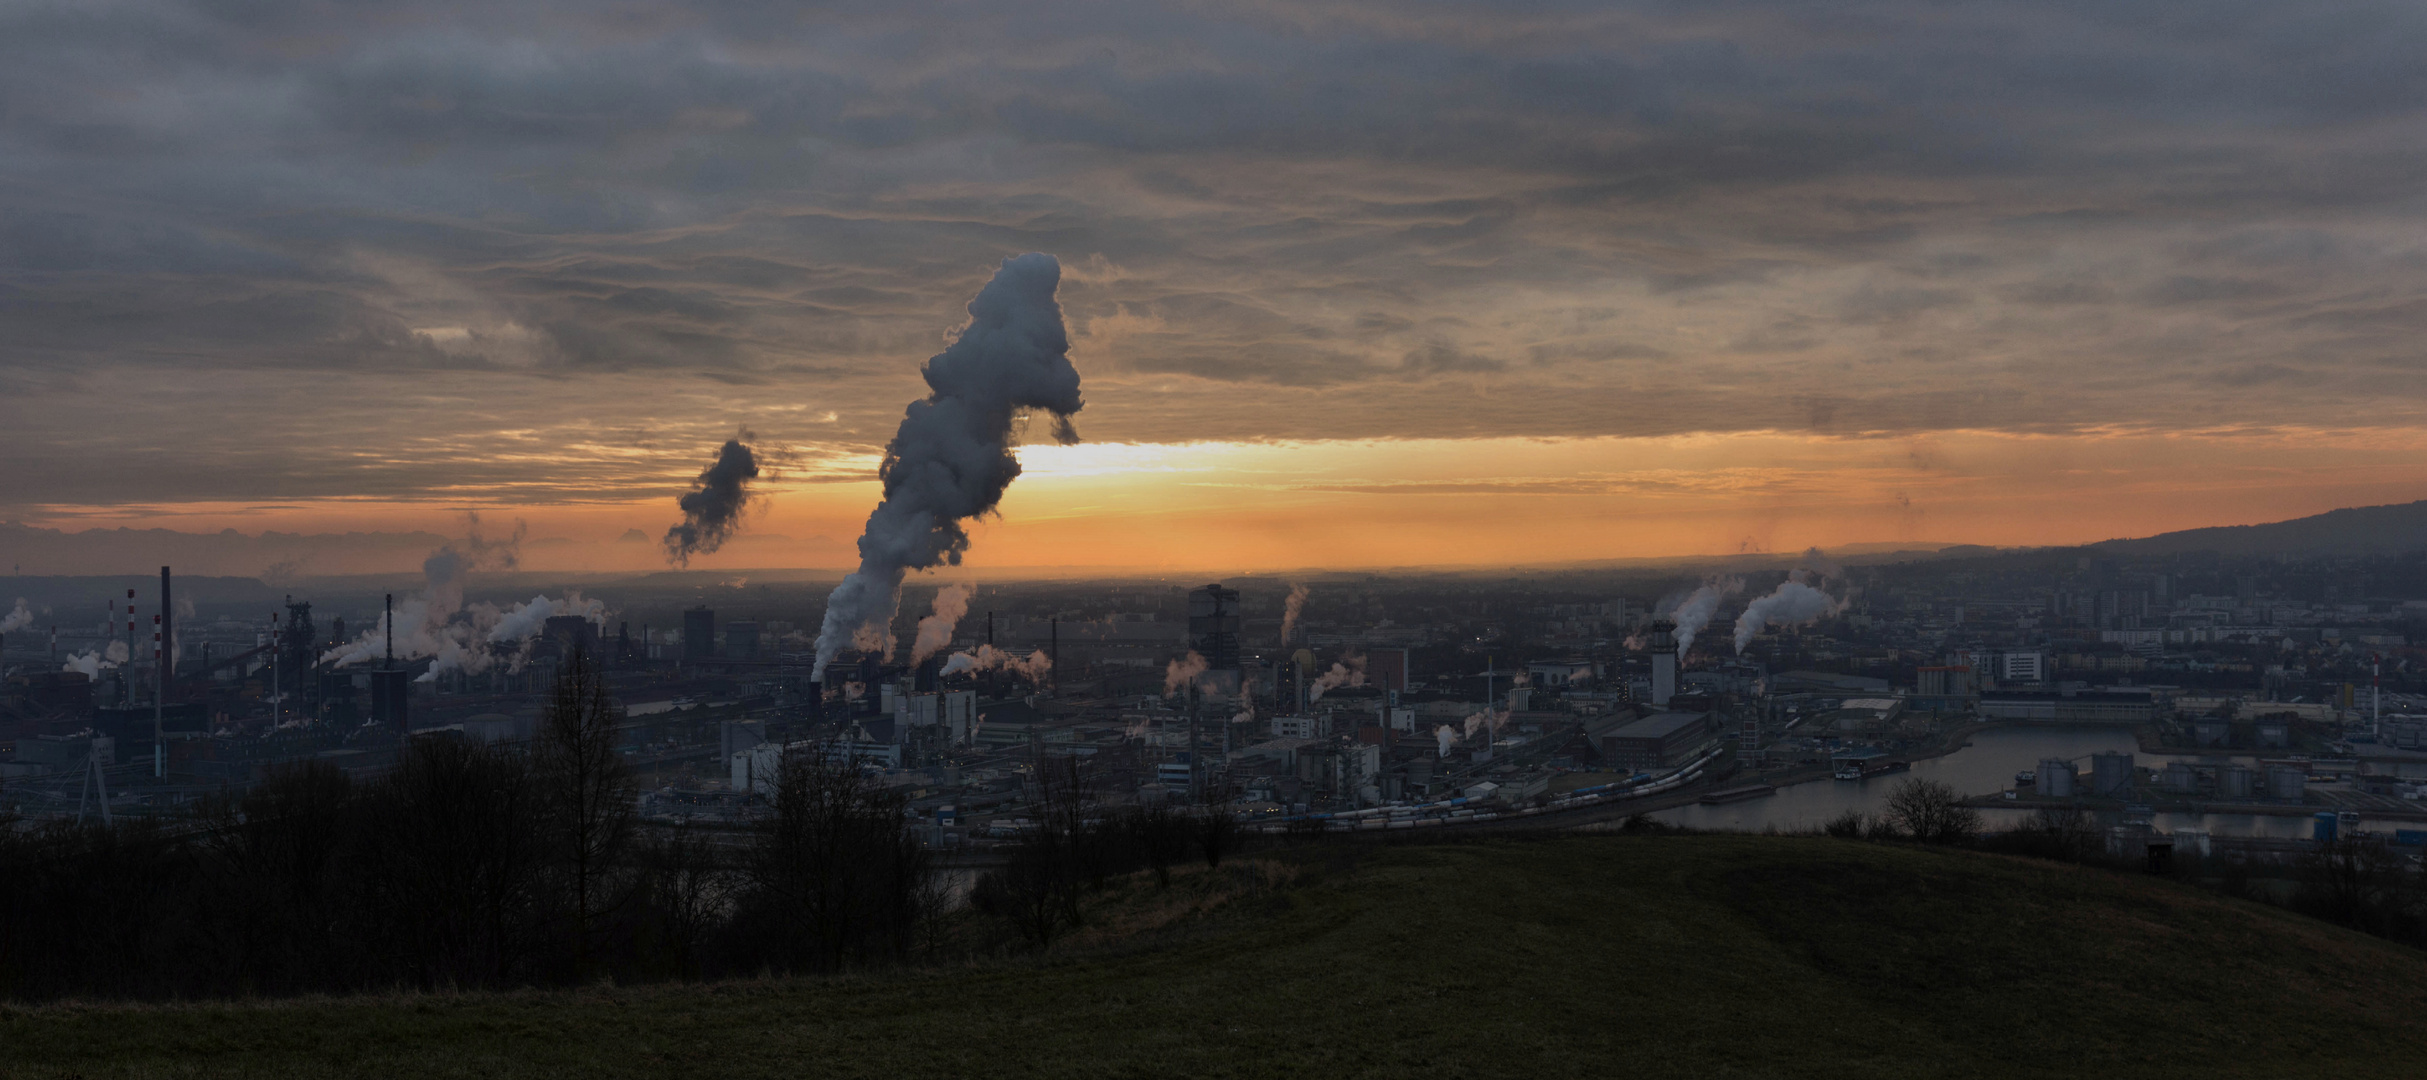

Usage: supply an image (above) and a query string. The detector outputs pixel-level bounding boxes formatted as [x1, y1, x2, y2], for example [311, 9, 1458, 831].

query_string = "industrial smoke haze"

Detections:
[320, 516, 607, 682]
[1164, 650, 1210, 697]
[938, 643, 1051, 681]
[911, 583, 973, 666]
[1279, 583, 1309, 644]
[1732, 569, 1848, 653]
[1307, 655, 1366, 701]
[663, 435, 761, 567]
[63, 640, 127, 678]
[0, 598, 31, 634]
[1462, 707, 1509, 741]
[813, 253, 1085, 680]
[1666, 577, 1744, 659]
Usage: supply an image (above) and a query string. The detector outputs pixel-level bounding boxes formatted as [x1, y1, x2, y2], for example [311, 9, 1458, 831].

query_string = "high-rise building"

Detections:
[1366, 648, 1410, 695]
[724, 620, 761, 661]
[1187, 584, 1242, 671]
[370, 668, 412, 732]
[683, 607, 716, 663]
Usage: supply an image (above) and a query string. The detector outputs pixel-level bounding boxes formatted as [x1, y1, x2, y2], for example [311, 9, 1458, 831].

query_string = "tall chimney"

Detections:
[159, 566, 173, 699]
[384, 593, 393, 666]
[124, 588, 136, 707]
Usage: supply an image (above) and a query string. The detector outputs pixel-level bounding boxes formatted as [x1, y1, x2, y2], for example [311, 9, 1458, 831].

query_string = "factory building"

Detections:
[1978, 688, 2152, 724]
[1595, 710, 1717, 770]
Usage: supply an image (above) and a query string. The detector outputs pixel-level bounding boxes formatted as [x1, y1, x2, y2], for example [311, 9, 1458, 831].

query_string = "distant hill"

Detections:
[2095, 500, 2427, 557]
[7, 835, 2424, 1077]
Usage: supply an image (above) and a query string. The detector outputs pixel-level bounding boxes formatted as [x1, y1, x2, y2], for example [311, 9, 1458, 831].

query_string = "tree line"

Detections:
[0, 649, 939, 1001]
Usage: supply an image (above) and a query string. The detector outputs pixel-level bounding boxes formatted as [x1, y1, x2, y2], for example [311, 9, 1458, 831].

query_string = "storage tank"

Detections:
[2091, 752, 2135, 797]
[2221, 765, 2255, 798]
[2162, 761, 2198, 794]
[2038, 757, 2078, 798]
[2269, 766, 2306, 802]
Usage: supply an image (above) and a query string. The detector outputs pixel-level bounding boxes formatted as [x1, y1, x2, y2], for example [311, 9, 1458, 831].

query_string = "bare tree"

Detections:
[745, 747, 927, 970]
[534, 645, 637, 978]
[1196, 807, 1240, 869]
[635, 819, 731, 980]
[1883, 778, 1981, 844]
[359, 737, 541, 988]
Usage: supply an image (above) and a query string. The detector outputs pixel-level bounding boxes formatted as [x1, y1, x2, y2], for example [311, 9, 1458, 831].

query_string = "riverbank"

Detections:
[1963, 790, 2427, 823]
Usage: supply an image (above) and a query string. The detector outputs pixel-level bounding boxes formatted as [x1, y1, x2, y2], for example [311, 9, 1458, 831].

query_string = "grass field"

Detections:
[6, 833, 2426, 1078]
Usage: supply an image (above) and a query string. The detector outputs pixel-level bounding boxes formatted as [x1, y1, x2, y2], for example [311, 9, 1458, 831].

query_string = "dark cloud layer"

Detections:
[7, 1, 2427, 510]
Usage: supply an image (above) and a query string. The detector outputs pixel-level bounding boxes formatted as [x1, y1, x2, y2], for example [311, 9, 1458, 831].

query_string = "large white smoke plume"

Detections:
[320, 517, 601, 682]
[939, 643, 1052, 682]
[0, 599, 32, 634]
[1307, 655, 1366, 702]
[1279, 583, 1309, 644]
[911, 583, 974, 666]
[63, 640, 127, 678]
[487, 594, 608, 648]
[1732, 567, 1847, 653]
[813, 254, 1084, 680]
[663, 434, 762, 566]
[1665, 577, 1744, 660]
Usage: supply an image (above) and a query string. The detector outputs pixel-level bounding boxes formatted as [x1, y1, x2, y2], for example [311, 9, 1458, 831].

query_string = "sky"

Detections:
[7, 1, 2427, 574]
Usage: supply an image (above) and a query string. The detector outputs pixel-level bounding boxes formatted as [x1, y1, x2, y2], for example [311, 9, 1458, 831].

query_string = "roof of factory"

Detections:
[1603, 711, 1710, 740]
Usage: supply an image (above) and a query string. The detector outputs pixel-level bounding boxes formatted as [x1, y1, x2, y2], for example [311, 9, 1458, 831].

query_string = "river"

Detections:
[1649, 724, 2315, 838]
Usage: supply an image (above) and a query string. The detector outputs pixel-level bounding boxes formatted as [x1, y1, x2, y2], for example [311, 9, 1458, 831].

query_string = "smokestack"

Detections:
[1050, 616, 1058, 694]
[123, 588, 135, 706]
[1649, 618, 1678, 707]
[384, 593, 393, 666]
[159, 566, 172, 701]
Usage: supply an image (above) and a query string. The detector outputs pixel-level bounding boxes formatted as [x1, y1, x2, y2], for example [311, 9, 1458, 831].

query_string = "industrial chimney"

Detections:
[1648, 618, 1678, 707]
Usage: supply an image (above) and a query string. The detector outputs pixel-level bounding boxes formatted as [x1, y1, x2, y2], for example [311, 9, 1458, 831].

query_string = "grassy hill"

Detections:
[5, 834, 2425, 1079]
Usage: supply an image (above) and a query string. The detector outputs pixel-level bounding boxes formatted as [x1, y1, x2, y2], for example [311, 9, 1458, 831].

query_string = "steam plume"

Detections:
[1665, 577, 1743, 659]
[813, 254, 1084, 679]
[1164, 650, 1210, 697]
[1434, 724, 1457, 757]
[63, 643, 122, 678]
[1462, 706, 1509, 741]
[321, 515, 555, 681]
[912, 583, 974, 666]
[1307, 655, 1366, 702]
[939, 643, 1052, 681]
[1732, 569, 1847, 653]
[663, 435, 762, 566]
[1279, 583, 1309, 644]
[0, 598, 31, 633]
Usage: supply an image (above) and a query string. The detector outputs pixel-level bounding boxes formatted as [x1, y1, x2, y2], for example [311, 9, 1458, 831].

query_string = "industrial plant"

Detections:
[9, 540, 2427, 858]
